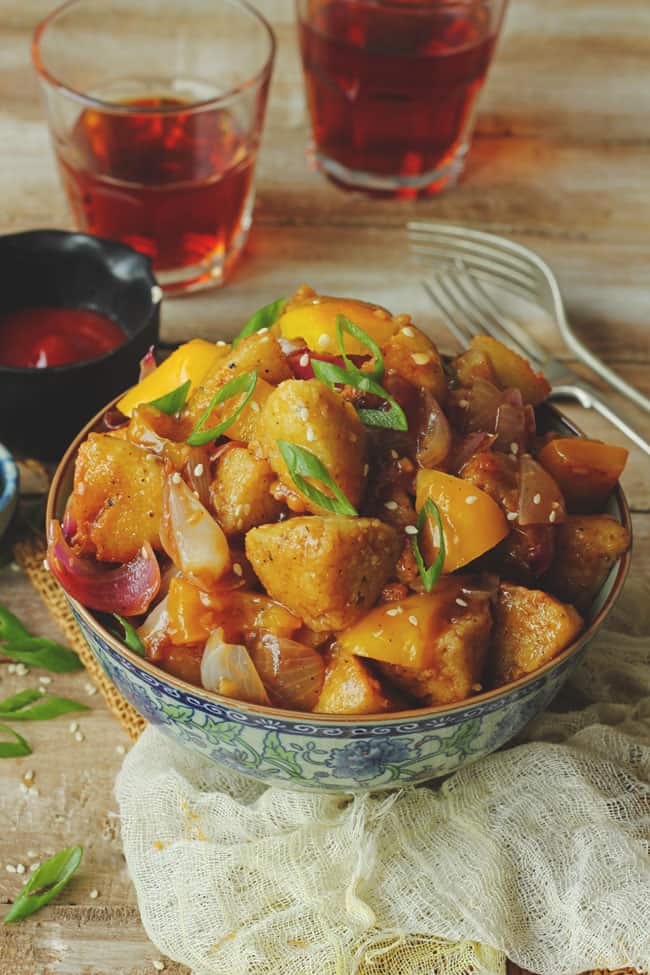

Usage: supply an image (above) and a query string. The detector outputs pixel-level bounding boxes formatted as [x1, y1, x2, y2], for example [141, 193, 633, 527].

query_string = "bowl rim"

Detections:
[0, 229, 160, 379]
[0, 442, 19, 520]
[46, 395, 632, 725]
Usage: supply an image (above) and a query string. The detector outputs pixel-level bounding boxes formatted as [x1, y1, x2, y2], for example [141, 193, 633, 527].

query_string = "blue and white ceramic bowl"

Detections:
[48, 403, 631, 793]
[0, 442, 19, 543]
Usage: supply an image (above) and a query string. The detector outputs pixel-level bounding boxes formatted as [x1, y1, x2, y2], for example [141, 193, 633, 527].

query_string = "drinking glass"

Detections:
[297, 0, 508, 196]
[33, 0, 276, 293]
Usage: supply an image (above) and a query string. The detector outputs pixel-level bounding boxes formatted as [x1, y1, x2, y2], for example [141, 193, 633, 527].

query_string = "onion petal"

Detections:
[137, 595, 170, 659]
[47, 520, 161, 615]
[450, 431, 496, 474]
[518, 455, 567, 526]
[138, 346, 157, 382]
[251, 634, 325, 711]
[160, 473, 231, 589]
[416, 392, 452, 468]
[200, 628, 269, 705]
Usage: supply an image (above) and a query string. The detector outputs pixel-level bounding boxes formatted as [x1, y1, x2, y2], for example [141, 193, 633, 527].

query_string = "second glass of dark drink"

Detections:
[33, 0, 276, 293]
[297, 0, 508, 196]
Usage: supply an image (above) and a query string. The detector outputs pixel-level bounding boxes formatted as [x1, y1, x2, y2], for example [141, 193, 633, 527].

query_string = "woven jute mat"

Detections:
[14, 534, 145, 741]
[13, 534, 641, 975]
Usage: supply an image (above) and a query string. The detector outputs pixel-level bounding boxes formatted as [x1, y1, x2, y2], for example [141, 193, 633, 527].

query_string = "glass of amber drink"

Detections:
[33, 0, 276, 293]
[297, 0, 507, 197]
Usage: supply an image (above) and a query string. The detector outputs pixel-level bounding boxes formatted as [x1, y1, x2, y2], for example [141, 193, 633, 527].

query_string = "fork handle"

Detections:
[552, 382, 650, 456]
[561, 331, 650, 414]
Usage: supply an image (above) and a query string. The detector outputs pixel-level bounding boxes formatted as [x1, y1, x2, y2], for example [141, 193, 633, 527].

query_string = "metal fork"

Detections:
[408, 221, 650, 456]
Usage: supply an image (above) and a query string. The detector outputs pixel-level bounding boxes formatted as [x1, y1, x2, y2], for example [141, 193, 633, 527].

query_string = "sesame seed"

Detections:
[507, 511, 518, 521]
[299, 353, 310, 368]
[43, 558, 50, 571]
[306, 426, 316, 443]
[250, 400, 260, 413]
[298, 407, 309, 421]
[74, 731, 84, 743]
[471, 683, 483, 693]
[533, 493, 541, 505]
[7, 663, 16, 675]
[24, 770, 35, 783]
[317, 333, 330, 349]
[6, 864, 16, 873]
[363, 464, 369, 477]
[549, 510, 557, 523]
[16, 864, 25, 875]
[26, 850, 37, 859]
[372, 630, 384, 638]
[30, 862, 40, 872]
[465, 495, 478, 505]
[15, 663, 29, 677]
[384, 500, 398, 511]
[116, 745, 126, 756]
[193, 463, 204, 478]
[153, 962, 166, 972]
[404, 525, 418, 535]
[89, 889, 99, 899]
[510, 442, 519, 455]
[39, 675, 52, 685]
[552, 500, 560, 509]
[455, 598, 468, 608]
[401, 327, 415, 337]
[216, 340, 227, 347]
[408, 615, 418, 627]
[458, 399, 469, 409]
[390, 449, 399, 459]
[38, 687, 46, 695]
[257, 327, 269, 335]
[386, 606, 403, 617]
[85, 683, 97, 696]
[233, 563, 243, 577]
[411, 353, 431, 366]
[69, 722, 79, 734]
[171, 472, 182, 484]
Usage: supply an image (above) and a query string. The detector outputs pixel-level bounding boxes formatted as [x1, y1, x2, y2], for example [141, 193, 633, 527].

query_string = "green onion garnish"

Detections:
[0, 637, 83, 673]
[111, 614, 146, 658]
[147, 379, 191, 416]
[0, 689, 89, 721]
[3, 846, 83, 923]
[233, 297, 287, 346]
[0, 724, 32, 759]
[277, 440, 357, 516]
[0, 604, 31, 643]
[412, 499, 446, 592]
[187, 370, 258, 446]
[311, 359, 408, 432]
[336, 314, 384, 382]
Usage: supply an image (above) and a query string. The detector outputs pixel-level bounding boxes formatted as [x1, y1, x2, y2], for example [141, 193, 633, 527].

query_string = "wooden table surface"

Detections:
[1, 1, 649, 973]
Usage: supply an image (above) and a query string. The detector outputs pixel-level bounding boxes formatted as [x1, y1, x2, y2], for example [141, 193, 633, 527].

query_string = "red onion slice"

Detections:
[518, 456, 567, 526]
[138, 346, 157, 382]
[47, 520, 161, 615]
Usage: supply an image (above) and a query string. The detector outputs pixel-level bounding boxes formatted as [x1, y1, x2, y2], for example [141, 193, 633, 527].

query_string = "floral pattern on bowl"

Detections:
[0, 442, 19, 543]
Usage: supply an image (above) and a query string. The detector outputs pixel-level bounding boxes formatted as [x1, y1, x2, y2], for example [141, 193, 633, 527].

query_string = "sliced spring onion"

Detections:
[0, 604, 31, 643]
[111, 614, 146, 657]
[187, 370, 258, 446]
[277, 440, 358, 516]
[0, 723, 32, 759]
[3, 846, 83, 923]
[336, 315, 384, 381]
[147, 379, 191, 416]
[412, 499, 446, 592]
[233, 296, 286, 346]
[311, 359, 408, 431]
[0, 690, 89, 721]
[1, 637, 83, 673]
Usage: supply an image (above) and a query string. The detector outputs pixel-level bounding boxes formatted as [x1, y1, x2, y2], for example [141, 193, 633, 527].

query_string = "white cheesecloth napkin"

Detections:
[115, 576, 650, 975]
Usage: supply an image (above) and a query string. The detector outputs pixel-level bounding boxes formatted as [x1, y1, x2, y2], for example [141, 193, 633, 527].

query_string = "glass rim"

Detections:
[31, 0, 277, 116]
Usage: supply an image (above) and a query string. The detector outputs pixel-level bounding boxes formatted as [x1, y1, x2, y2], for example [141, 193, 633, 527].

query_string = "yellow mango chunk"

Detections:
[118, 339, 228, 418]
[415, 469, 508, 573]
[278, 296, 398, 355]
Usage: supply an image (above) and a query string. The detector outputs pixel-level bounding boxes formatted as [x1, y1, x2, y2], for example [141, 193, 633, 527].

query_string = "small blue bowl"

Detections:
[48, 402, 631, 793]
[0, 443, 19, 543]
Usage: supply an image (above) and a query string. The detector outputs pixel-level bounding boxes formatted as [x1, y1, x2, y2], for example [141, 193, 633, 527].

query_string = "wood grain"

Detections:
[1, 0, 649, 972]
